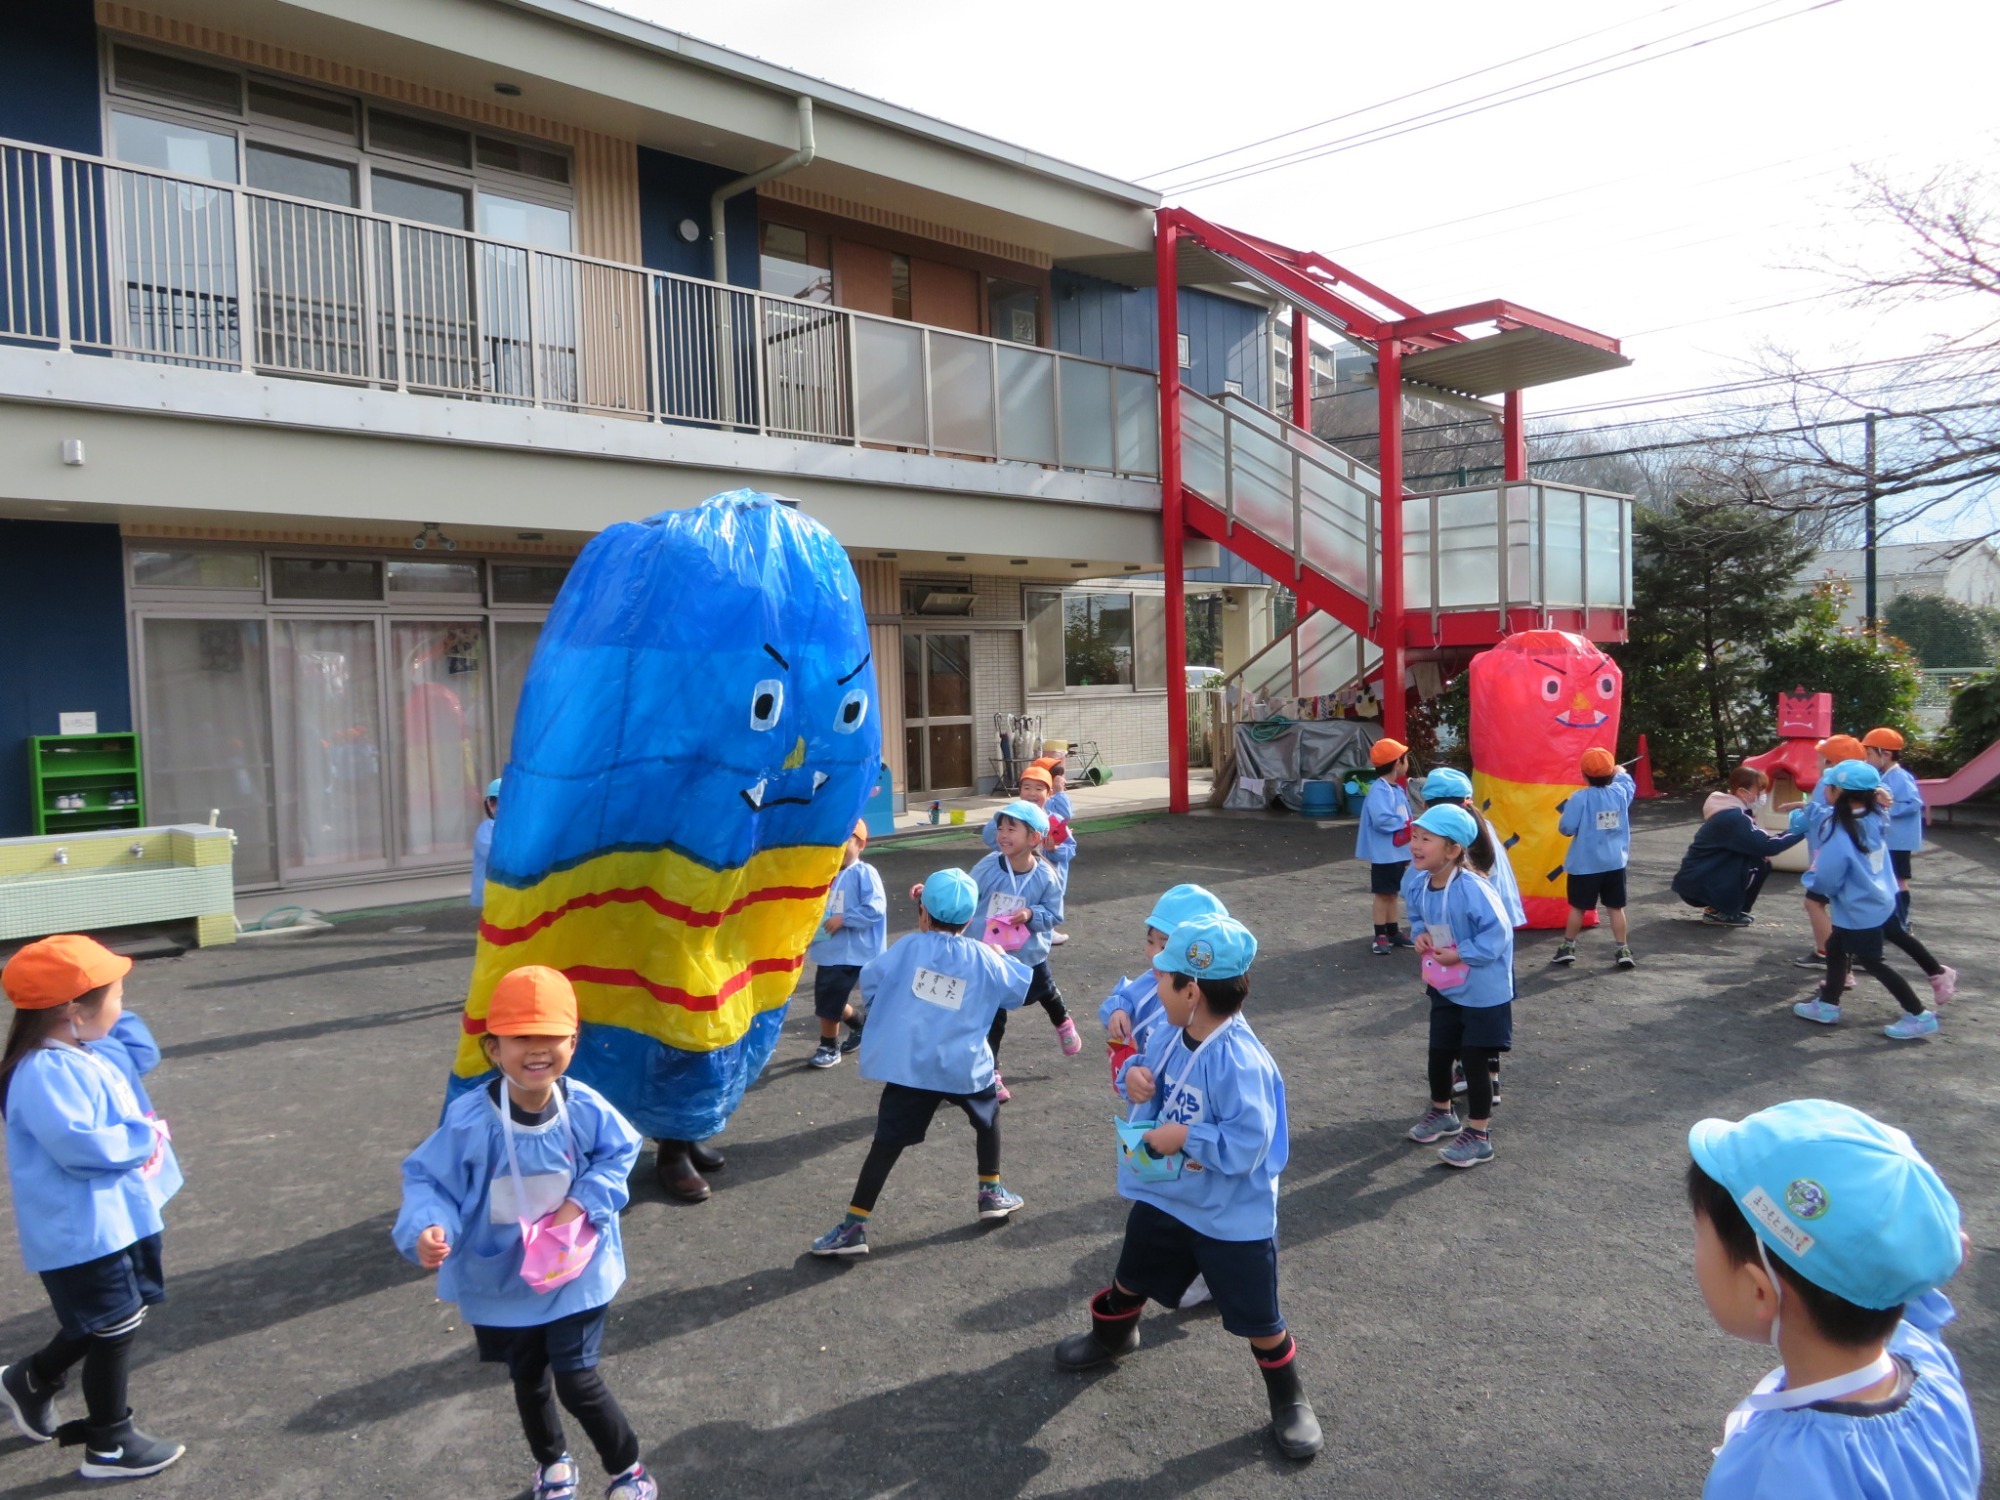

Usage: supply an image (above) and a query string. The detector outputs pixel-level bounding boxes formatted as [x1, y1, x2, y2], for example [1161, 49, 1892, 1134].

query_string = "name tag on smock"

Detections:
[491, 1169, 570, 1224]
[988, 892, 1027, 917]
[911, 968, 967, 1009]
[828, 890, 846, 915]
[1595, 809, 1620, 831]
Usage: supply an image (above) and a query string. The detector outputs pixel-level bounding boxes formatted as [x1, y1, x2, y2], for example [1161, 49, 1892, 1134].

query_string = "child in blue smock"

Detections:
[1053, 914, 1321, 1462]
[808, 869, 1033, 1257]
[1792, 761, 1954, 1039]
[395, 966, 655, 1500]
[1553, 748, 1637, 969]
[1420, 766, 1526, 927]
[0, 935, 184, 1480]
[1099, 883, 1229, 1082]
[1784, 736, 1863, 969]
[1355, 737, 1414, 954]
[986, 765, 1078, 942]
[1866, 727, 1925, 930]
[471, 776, 500, 909]
[806, 822, 887, 1070]
[1401, 805, 1516, 1169]
[972, 798, 1073, 1098]
[1686, 1099, 1979, 1500]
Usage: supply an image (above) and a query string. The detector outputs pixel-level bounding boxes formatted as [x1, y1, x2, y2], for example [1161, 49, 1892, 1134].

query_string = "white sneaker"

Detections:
[1051, 931, 1070, 946]
[1178, 1274, 1213, 1309]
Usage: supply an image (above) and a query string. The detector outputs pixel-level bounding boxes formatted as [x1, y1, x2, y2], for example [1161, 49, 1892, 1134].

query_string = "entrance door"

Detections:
[388, 619, 492, 861]
[902, 631, 974, 793]
[271, 617, 390, 879]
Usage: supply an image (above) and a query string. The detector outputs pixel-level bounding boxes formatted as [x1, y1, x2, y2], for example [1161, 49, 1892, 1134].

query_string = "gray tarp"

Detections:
[1225, 720, 1383, 812]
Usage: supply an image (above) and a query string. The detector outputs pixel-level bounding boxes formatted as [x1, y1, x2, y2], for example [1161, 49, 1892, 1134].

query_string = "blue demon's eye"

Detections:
[751, 679, 783, 730]
[834, 688, 868, 734]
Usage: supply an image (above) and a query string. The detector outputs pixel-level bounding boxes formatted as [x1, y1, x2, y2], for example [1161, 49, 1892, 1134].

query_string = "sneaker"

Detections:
[76, 1420, 184, 1479]
[1723, 912, 1756, 926]
[1930, 966, 1959, 1006]
[1370, 935, 1393, 956]
[1450, 1059, 1467, 1095]
[1884, 1011, 1940, 1040]
[809, 1040, 841, 1069]
[1051, 931, 1071, 946]
[1792, 997, 1842, 1025]
[1389, 932, 1417, 949]
[809, 1221, 869, 1257]
[1408, 1106, 1460, 1144]
[978, 1183, 1024, 1221]
[1439, 1129, 1494, 1169]
[1550, 940, 1577, 966]
[605, 1463, 660, 1500]
[1178, 1274, 1213, 1309]
[838, 1025, 865, 1055]
[1056, 1018, 1083, 1056]
[993, 1071, 1011, 1104]
[0, 1362, 56, 1443]
[534, 1455, 580, 1500]
[1791, 950, 1828, 969]
[1614, 946, 1636, 970]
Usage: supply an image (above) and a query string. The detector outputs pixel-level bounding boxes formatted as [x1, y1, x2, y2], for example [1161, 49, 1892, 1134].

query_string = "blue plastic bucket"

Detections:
[1299, 779, 1338, 817]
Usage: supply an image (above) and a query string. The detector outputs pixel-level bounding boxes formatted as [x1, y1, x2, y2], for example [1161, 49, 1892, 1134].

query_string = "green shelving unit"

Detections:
[30, 733, 145, 835]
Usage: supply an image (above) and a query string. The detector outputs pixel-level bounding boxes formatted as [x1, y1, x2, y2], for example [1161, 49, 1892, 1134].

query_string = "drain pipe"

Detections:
[711, 95, 816, 284]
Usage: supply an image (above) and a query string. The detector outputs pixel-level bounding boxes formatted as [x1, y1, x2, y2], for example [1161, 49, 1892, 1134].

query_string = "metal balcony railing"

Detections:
[0, 137, 1161, 478]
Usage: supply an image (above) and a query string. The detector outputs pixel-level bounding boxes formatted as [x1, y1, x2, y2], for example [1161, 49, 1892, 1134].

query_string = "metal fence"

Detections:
[0, 137, 1160, 477]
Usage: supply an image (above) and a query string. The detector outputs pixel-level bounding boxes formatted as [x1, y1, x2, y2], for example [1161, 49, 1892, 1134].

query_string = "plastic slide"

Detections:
[1919, 737, 2000, 808]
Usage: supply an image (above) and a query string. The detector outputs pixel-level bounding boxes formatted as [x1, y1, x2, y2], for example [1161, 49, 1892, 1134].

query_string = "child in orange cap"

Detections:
[395, 966, 657, 1500]
[1354, 737, 1414, 955]
[1864, 727, 1925, 931]
[1553, 747, 1637, 969]
[0, 935, 185, 1479]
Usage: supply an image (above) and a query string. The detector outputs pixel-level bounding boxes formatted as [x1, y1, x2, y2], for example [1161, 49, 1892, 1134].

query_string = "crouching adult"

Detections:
[1673, 768, 1805, 926]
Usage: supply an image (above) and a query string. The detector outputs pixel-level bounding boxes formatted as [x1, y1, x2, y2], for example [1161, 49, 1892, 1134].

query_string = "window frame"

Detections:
[1023, 585, 1169, 697]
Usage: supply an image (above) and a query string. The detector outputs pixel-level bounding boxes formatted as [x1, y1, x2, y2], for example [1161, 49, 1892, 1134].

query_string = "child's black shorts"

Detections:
[873, 1081, 1001, 1148]
[1890, 849, 1913, 881]
[1370, 860, 1410, 896]
[1566, 868, 1627, 911]
[1427, 987, 1513, 1052]
[473, 1303, 607, 1379]
[1114, 1200, 1283, 1339]
[39, 1233, 165, 1337]
[812, 963, 863, 1022]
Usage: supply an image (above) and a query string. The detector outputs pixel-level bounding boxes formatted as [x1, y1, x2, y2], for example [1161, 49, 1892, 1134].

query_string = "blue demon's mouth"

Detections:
[741, 770, 829, 812]
[1556, 710, 1609, 729]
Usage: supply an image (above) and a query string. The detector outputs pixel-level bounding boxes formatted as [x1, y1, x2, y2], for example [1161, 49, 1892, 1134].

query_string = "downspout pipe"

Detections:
[711, 95, 816, 283]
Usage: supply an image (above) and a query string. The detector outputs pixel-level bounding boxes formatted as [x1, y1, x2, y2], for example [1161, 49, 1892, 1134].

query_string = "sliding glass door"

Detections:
[272, 618, 388, 879]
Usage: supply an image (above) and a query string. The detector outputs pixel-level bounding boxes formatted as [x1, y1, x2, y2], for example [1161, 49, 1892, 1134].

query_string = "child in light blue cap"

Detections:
[1098, 883, 1230, 1079]
[1419, 767, 1525, 928]
[970, 798, 1073, 1100]
[808, 869, 1033, 1258]
[1053, 913, 1322, 1463]
[1686, 1099, 1978, 1499]
[471, 777, 501, 909]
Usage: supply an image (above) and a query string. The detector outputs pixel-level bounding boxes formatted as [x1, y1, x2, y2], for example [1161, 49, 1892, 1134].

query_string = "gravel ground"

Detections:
[0, 800, 1994, 1499]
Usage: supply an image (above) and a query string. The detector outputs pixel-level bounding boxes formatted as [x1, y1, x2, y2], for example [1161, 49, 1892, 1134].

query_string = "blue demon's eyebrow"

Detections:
[837, 653, 871, 686]
[763, 643, 790, 670]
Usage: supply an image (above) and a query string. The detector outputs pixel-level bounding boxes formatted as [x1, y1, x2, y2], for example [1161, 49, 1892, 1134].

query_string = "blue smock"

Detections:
[4, 1033, 183, 1273]
[1353, 778, 1411, 864]
[470, 817, 494, 908]
[1883, 765, 1925, 854]
[981, 813, 1076, 888]
[91, 1013, 162, 1116]
[1481, 846, 1528, 927]
[970, 852, 1065, 968]
[1558, 769, 1636, 874]
[1115, 1015, 1288, 1241]
[1098, 972, 1167, 1052]
[807, 859, 888, 969]
[1401, 865, 1515, 1009]
[1705, 1296, 1979, 1500]
[1803, 819, 1899, 930]
[394, 1078, 640, 1328]
[856, 930, 1031, 1095]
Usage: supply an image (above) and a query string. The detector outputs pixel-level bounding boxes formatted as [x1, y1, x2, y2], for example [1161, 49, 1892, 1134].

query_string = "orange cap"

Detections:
[850, 820, 869, 848]
[487, 966, 578, 1037]
[2, 934, 132, 1011]
[1018, 766, 1053, 789]
[1819, 734, 1864, 764]
[1369, 737, 1409, 767]
[1580, 747, 1617, 777]
[1861, 727, 1906, 751]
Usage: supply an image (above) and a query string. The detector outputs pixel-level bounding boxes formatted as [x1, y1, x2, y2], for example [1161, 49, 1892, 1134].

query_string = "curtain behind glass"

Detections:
[391, 620, 490, 859]
[140, 618, 277, 884]
[274, 619, 385, 873]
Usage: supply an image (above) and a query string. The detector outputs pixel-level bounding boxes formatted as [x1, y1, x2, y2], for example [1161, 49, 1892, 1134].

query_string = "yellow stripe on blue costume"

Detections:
[449, 492, 882, 1141]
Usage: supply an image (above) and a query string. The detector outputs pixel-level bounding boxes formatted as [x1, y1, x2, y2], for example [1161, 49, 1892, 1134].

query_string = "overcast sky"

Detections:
[615, 0, 1995, 527]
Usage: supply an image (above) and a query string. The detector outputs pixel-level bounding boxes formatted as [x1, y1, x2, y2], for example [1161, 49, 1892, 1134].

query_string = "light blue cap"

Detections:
[996, 798, 1049, 835]
[1827, 759, 1882, 793]
[1145, 883, 1228, 936]
[1153, 912, 1258, 980]
[921, 868, 978, 924]
[485, 778, 503, 798]
[1689, 1100, 1962, 1310]
[1421, 766, 1474, 800]
[1415, 804, 1478, 847]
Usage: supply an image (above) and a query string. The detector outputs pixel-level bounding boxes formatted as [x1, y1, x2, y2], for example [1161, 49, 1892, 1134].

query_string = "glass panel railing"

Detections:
[1114, 366, 1159, 477]
[1181, 396, 1226, 505]
[1505, 483, 1537, 608]
[1404, 495, 1433, 611]
[1059, 359, 1116, 472]
[1294, 612, 1366, 697]
[852, 316, 925, 446]
[1585, 491, 1625, 606]
[929, 330, 995, 456]
[995, 344, 1057, 464]
[1541, 485, 1584, 606]
[1434, 488, 1499, 608]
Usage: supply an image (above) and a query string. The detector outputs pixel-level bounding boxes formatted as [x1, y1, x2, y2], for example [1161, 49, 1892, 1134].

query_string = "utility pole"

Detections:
[1863, 412, 1878, 628]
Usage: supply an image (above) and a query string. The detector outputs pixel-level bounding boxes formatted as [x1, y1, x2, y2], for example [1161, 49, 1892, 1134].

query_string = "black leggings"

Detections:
[1826, 923, 1942, 1016]
[850, 1121, 1002, 1213]
[1429, 1048, 1499, 1119]
[26, 1323, 135, 1430]
[986, 962, 1068, 1061]
[512, 1358, 639, 1475]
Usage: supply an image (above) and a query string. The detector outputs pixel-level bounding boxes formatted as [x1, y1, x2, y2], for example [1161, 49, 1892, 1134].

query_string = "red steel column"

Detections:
[1502, 388, 1527, 481]
[1376, 337, 1407, 743]
[1290, 307, 1310, 431]
[1158, 214, 1190, 814]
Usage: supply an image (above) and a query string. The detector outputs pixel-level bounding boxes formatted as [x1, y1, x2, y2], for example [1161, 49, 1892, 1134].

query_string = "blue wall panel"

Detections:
[636, 146, 762, 287]
[0, 0, 101, 154]
[0, 522, 133, 838]
[1052, 272, 1270, 407]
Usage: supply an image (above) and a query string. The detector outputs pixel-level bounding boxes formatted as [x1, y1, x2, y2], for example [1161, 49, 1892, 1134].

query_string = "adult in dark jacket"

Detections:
[1672, 768, 1805, 924]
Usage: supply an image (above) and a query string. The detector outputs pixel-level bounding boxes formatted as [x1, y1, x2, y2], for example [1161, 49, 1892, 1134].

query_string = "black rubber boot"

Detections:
[687, 1139, 726, 1173]
[1053, 1289, 1142, 1371]
[1257, 1344, 1323, 1460]
[654, 1140, 711, 1203]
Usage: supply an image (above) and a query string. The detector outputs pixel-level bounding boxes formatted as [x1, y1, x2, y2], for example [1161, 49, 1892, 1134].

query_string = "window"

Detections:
[1026, 587, 1167, 692]
[271, 556, 383, 601]
[130, 548, 261, 590]
[478, 192, 572, 251]
[890, 253, 912, 321]
[112, 43, 241, 113]
[111, 110, 237, 182]
[246, 143, 357, 206]
[987, 277, 1039, 345]
[367, 108, 472, 169]
[387, 560, 483, 598]
[760, 222, 833, 304]
[372, 172, 469, 230]
[476, 137, 569, 185]
[1025, 590, 1065, 694]
[1177, 333, 1191, 368]
[491, 562, 572, 605]
[248, 80, 357, 142]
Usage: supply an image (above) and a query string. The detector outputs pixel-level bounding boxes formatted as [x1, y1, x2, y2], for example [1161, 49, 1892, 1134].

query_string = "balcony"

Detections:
[0, 137, 1161, 481]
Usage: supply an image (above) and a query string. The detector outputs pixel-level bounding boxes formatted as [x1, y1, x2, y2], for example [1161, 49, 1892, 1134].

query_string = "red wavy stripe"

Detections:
[479, 880, 830, 947]
[460, 954, 805, 1033]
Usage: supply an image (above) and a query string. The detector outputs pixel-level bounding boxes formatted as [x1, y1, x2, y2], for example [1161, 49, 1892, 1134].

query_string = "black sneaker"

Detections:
[0, 1363, 56, 1443]
[1791, 951, 1828, 969]
[75, 1417, 184, 1479]
[838, 1024, 864, 1055]
[809, 1040, 841, 1069]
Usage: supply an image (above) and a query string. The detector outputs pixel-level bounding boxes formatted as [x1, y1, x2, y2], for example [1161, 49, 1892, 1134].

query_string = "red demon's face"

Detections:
[1534, 650, 1618, 730]
[1468, 630, 1623, 785]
